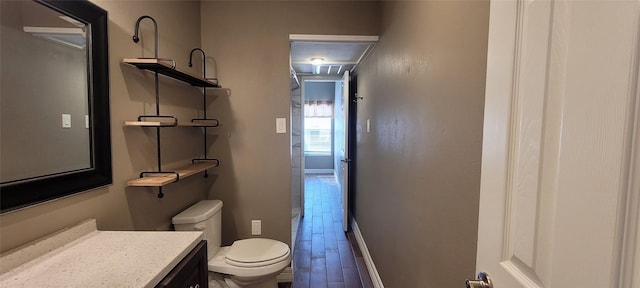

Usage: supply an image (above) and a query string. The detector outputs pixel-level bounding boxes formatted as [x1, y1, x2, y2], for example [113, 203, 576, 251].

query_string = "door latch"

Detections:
[466, 272, 493, 288]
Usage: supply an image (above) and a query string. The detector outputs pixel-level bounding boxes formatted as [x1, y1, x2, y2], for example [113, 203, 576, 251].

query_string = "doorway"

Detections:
[303, 79, 341, 175]
[289, 34, 377, 240]
[290, 76, 341, 251]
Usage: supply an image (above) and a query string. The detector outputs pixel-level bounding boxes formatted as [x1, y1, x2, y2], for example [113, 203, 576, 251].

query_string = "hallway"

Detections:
[291, 175, 363, 288]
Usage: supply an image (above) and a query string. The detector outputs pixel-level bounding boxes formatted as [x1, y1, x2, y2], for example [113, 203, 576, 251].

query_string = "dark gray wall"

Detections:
[355, 1, 489, 287]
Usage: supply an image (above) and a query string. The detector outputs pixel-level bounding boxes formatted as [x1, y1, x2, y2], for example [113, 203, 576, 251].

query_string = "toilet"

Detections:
[172, 200, 291, 288]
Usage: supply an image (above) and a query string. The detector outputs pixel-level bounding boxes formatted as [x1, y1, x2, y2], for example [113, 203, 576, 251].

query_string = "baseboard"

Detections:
[276, 266, 293, 283]
[291, 210, 301, 253]
[352, 220, 384, 288]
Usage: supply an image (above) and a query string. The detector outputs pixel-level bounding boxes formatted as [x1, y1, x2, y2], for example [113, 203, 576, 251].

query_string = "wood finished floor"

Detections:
[291, 174, 363, 288]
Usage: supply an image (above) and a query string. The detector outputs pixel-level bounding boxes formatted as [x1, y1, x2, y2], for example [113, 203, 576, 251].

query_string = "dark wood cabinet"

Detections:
[156, 240, 208, 288]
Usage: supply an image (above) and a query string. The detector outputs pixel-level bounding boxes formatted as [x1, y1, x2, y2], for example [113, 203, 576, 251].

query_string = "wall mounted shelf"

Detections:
[124, 19, 221, 198]
[122, 58, 220, 88]
[124, 120, 177, 127]
[127, 161, 219, 187]
[124, 119, 219, 128]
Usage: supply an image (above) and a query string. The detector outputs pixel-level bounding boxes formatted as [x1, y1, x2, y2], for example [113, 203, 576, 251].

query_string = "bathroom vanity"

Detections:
[0, 219, 207, 288]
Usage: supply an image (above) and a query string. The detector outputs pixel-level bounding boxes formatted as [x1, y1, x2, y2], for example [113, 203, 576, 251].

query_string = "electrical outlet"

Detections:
[251, 220, 262, 235]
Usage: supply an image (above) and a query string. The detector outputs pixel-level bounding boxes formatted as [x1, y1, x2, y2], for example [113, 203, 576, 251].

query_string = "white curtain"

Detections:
[304, 101, 333, 117]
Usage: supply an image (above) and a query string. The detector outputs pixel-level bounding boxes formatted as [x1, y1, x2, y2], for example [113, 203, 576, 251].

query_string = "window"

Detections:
[304, 101, 333, 156]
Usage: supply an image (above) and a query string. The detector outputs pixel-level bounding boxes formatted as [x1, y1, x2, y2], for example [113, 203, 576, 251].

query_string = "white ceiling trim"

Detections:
[291, 60, 358, 65]
[289, 34, 379, 43]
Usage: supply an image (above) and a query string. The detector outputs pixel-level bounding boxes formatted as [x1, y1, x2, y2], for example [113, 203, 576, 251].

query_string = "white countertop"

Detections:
[0, 219, 203, 288]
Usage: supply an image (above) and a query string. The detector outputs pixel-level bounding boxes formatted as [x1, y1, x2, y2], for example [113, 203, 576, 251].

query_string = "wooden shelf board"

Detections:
[124, 121, 176, 127]
[127, 162, 217, 187]
[122, 58, 221, 88]
[124, 121, 218, 128]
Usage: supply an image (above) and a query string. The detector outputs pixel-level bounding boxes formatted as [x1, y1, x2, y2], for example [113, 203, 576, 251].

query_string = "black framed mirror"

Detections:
[0, 0, 111, 212]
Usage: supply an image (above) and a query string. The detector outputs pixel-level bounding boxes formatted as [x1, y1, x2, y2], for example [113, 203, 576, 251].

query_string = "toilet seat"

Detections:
[208, 241, 291, 278]
[225, 238, 290, 268]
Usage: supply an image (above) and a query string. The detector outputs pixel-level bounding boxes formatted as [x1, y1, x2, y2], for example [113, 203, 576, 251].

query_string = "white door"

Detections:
[474, 1, 640, 288]
[340, 70, 350, 232]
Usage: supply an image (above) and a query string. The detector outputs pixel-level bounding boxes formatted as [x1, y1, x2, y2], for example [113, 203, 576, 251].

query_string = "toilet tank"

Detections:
[172, 200, 223, 259]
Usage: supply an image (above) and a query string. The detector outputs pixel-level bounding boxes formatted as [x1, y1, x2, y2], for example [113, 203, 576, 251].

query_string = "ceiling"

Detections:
[290, 35, 378, 76]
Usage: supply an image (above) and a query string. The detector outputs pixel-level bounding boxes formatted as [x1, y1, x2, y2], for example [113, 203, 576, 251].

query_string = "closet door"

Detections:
[339, 70, 350, 232]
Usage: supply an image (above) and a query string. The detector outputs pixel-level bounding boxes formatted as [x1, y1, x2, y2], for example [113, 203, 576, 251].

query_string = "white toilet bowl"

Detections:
[209, 239, 291, 288]
[172, 200, 291, 288]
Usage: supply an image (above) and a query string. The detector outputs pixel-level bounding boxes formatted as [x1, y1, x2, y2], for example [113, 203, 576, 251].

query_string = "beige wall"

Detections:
[0, 1, 209, 252]
[355, 1, 489, 287]
[199, 1, 379, 246]
[0, 0, 379, 253]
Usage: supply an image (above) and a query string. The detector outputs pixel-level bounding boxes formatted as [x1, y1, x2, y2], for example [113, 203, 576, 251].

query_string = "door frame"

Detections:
[289, 34, 377, 228]
[300, 76, 341, 175]
[346, 72, 358, 231]
[621, 55, 640, 288]
[297, 73, 355, 232]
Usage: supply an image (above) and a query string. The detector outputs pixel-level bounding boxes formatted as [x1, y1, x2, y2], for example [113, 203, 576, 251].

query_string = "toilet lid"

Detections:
[225, 238, 290, 268]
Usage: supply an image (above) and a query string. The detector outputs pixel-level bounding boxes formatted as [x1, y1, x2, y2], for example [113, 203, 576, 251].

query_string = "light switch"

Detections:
[367, 119, 371, 133]
[62, 114, 71, 128]
[276, 118, 286, 134]
[85, 115, 89, 129]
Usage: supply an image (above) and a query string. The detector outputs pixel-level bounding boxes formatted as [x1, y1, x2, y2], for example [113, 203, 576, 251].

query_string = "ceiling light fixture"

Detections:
[310, 58, 325, 66]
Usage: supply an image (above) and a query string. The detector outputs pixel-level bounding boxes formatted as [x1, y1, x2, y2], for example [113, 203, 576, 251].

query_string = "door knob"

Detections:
[466, 272, 493, 288]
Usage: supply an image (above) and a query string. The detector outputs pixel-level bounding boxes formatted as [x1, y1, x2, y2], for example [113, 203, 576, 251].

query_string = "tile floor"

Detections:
[291, 174, 363, 288]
